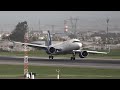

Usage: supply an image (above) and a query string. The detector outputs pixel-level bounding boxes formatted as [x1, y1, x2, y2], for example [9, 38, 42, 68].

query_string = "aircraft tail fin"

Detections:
[45, 30, 52, 46]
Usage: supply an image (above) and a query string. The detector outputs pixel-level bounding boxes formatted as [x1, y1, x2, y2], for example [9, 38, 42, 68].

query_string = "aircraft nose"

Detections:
[77, 43, 82, 48]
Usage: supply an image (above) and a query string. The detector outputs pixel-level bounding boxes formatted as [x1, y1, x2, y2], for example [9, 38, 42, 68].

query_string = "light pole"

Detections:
[106, 18, 109, 44]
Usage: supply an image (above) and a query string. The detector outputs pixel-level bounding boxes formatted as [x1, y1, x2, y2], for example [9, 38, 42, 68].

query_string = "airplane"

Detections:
[12, 31, 110, 60]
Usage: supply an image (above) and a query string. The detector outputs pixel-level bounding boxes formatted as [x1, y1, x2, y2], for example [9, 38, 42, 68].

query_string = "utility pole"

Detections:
[39, 20, 40, 31]
[69, 17, 79, 38]
[106, 18, 109, 44]
[51, 25, 55, 34]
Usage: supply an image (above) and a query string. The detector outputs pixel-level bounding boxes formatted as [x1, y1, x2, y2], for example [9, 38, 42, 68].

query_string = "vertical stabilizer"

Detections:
[45, 30, 52, 46]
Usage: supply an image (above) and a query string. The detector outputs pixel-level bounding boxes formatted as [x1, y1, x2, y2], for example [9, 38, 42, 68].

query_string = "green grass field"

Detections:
[0, 49, 120, 59]
[0, 64, 120, 79]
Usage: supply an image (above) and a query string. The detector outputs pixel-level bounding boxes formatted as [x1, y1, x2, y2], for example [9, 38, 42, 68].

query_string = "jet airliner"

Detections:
[13, 31, 109, 60]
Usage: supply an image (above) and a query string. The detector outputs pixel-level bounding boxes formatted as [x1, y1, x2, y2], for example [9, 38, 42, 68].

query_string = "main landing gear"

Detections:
[71, 52, 76, 60]
[49, 55, 54, 59]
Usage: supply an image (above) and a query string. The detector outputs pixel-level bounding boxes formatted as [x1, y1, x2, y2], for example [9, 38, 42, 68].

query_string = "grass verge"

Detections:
[0, 64, 120, 79]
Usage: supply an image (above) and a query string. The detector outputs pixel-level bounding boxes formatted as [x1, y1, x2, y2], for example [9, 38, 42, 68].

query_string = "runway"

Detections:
[0, 56, 120, 69]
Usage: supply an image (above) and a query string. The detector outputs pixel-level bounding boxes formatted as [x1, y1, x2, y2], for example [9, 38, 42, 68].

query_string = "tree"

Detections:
[9, 21, 28, 42]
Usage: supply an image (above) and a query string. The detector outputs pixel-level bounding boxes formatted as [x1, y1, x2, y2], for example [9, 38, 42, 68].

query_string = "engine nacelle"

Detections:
[79, 51, 89, 58]
[49, 47, 56, 54]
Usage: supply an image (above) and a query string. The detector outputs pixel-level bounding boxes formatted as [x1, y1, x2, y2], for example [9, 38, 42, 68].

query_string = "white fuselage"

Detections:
[50, 39, 82, 54]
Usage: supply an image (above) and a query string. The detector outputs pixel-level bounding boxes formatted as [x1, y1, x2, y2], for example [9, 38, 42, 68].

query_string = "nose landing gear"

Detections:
[71, 52, 76, 60]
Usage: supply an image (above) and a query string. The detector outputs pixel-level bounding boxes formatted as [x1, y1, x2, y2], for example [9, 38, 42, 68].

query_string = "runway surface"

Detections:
[0, 56, 120, 69]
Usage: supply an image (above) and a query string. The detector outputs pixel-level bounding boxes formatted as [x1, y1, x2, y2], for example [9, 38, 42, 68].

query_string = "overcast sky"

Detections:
[0, 11, 120, 32]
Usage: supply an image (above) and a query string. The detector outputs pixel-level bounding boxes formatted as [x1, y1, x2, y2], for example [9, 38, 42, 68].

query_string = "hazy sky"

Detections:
[0, 11, 120, 32]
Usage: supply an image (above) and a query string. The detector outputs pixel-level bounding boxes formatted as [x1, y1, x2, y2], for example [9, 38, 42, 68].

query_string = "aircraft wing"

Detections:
[73, 50, 108, 54]
[13, 41, 48, 49]
[85, 50, 108, 54]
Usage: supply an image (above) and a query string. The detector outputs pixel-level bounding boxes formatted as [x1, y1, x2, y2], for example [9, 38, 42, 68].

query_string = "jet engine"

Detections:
[49, 47, 56, 54]
[79, 51, 89, 58]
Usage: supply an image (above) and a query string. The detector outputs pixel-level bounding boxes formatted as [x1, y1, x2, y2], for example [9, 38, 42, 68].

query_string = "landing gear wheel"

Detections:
[73, 57, 75, 60]
[49, 56, 54, 59]
[51, 56, 53, 59]
[71, 57, 75, 60]
[71, 52, 76, 60]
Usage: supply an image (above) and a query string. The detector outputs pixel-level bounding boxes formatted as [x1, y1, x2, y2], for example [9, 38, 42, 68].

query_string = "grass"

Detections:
[89, 49, 120, 59]
[1, 49, 120, 59]
[0, 64, 120, 79]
